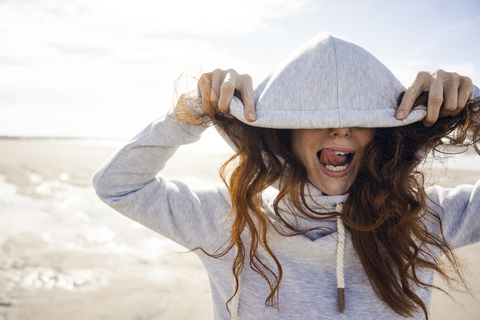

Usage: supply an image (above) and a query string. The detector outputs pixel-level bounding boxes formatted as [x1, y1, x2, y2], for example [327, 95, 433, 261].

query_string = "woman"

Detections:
[93, 33, 480, 319]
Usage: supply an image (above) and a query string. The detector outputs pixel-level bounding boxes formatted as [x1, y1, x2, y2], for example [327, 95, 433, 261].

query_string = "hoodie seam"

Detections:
[331, 35, 341, 128]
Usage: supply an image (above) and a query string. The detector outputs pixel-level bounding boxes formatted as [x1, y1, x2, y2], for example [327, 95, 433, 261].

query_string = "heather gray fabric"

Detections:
[93, 99, 480, 320]
[229, 32, 426, 129]
[93, 33, 480, 319]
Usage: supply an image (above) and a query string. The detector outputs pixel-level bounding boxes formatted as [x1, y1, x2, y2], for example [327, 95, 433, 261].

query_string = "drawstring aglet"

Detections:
[338, 287, 345, 314]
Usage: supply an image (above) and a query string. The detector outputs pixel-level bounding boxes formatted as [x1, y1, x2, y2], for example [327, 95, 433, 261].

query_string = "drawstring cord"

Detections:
[231, 203, 347, 319]
[231, 246, 240, 320]
[335, 203, 346, 314]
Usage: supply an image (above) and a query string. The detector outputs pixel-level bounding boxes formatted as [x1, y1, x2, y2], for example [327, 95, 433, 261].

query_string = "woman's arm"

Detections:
[92, 95, 230, 250]
[427, 181, 480, 249]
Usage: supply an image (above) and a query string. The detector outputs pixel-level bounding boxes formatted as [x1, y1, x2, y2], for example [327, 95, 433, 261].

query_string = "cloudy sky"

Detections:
[1, 0, 479, 140]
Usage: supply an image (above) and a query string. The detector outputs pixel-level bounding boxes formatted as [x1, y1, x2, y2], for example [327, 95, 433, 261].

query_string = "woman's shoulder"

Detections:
[425, 181, 478, 201]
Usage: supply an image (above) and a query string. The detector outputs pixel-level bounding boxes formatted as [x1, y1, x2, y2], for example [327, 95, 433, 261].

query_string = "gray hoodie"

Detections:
[93, 33, 480, 319]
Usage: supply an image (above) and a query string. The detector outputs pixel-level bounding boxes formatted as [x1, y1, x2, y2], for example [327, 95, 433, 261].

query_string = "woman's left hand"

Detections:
[396, 69, 474, 127]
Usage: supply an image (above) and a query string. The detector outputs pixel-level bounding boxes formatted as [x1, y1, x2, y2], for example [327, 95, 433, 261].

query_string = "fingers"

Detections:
[396, 71, 429, 120]
[453, 76, 474, 117]
[423, 70, 444, 127]
[211, 70, 224, 114]
[239, 74, 256, 122]
[424, 70, 473, 125]
[197, 72, 214, 117]
[197, 68, 256, 121]
[397, 69, 474, 127]
[438, 72, 459, 118]
[217, 71, 236, 113]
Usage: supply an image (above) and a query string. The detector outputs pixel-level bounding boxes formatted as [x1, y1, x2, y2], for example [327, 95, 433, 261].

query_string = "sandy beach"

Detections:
[0, 138, 479, 319]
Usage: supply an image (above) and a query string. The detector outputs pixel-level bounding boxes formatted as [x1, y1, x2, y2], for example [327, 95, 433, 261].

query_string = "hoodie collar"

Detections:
[269, 183, 347, 232]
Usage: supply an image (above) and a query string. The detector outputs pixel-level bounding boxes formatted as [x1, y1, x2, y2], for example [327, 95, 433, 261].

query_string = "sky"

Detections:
[0, 0, 479, 143]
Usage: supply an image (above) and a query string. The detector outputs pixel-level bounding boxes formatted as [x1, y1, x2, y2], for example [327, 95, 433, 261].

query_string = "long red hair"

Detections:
[175, 89, 480, 318]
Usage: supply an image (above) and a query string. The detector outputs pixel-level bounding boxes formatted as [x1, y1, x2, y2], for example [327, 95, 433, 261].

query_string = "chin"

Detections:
[311, 178, 352, 196]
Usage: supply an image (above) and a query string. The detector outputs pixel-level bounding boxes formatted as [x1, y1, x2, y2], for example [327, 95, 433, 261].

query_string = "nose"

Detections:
[329, 127, 351, 137]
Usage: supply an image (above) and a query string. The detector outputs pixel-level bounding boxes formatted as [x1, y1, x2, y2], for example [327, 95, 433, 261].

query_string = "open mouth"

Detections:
[317, 148, 355, 172]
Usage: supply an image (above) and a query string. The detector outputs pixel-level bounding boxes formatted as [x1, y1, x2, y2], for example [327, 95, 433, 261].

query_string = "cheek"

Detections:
[359, 128, 375, 147]
[291, 142, 302, 160]
[290, 129, 328, 163]
[290, 134, 310, 164]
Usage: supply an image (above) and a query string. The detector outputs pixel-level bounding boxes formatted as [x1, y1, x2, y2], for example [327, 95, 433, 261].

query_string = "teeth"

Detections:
[333, 151, 349, 156]
[325, 163, 349, 171]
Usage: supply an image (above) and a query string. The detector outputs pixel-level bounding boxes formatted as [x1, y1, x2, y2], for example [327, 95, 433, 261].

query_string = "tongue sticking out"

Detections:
[319, 149, 348, 166]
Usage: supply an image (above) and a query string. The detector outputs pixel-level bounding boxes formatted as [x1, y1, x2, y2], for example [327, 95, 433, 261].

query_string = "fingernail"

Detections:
[396, 111, 404, 119]
[248, 112, 256, 120]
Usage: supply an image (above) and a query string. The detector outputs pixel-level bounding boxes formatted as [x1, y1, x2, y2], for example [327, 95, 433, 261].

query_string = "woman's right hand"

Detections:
[197, 69, 256, 122]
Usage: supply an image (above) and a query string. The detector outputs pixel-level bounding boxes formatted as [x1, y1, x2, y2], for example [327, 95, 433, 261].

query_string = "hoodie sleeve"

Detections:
[92, 95, 231, 251]
[426, 180, 480, 249]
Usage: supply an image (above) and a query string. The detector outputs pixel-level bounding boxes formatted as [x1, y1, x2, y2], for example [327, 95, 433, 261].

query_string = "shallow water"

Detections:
[0, 173, 182, 256]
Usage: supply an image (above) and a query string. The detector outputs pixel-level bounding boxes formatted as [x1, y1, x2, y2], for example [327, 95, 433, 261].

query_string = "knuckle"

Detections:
[199, 74, 211, 85]
[429, 96, 443, 105]
[241, 73, 252, 82]
[462, 76, 474, 87]
[244, 91, 255, 100]
[221, 82, 235, 92]
[406, 86, 416, 95]
[443, 102, 456, 111]
[226, 68, 238, 75]
[416, 71, 429, 80]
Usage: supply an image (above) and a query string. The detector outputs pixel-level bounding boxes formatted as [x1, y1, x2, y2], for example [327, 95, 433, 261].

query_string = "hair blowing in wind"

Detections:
[175, 89, 480, 319]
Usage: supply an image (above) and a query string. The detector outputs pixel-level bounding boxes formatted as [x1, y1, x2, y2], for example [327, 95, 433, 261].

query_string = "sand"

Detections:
[0, 138, 479, 320]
